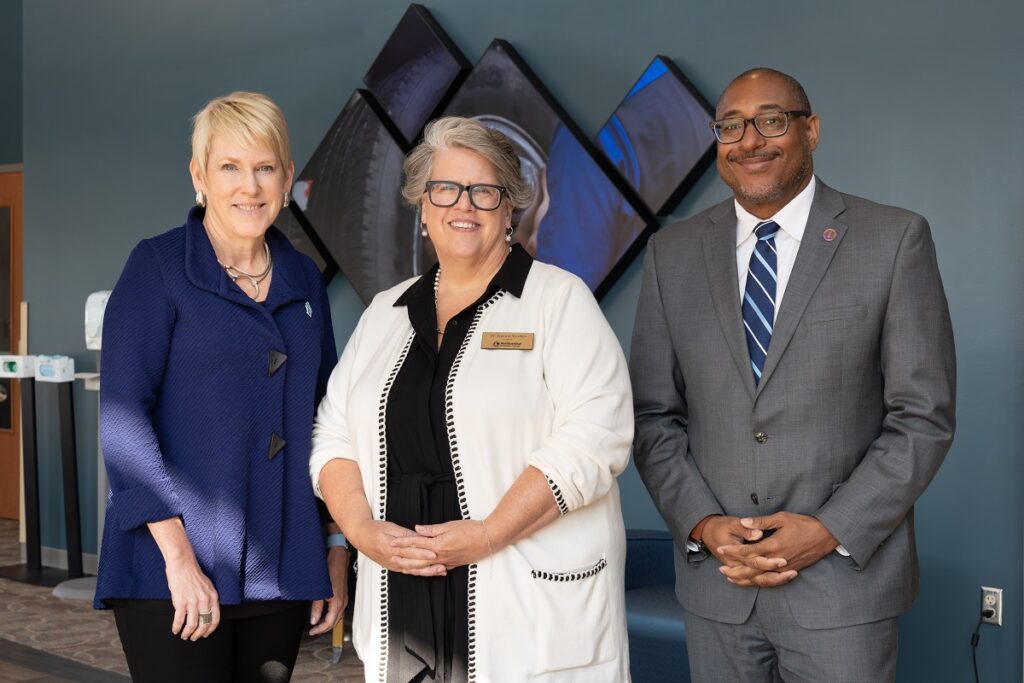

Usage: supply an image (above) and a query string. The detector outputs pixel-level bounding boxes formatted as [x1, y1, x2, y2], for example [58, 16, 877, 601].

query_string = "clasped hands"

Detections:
[352, 518, 494, 577]
[703, 512, 839, 587]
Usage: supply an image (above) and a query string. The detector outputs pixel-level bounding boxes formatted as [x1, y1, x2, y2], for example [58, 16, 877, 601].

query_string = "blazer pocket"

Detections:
[805, 304, 867, 325]
[529, 557, 614, 674]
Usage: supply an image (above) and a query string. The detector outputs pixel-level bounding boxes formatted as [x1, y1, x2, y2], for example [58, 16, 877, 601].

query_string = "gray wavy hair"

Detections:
[401, 116, 535, 210]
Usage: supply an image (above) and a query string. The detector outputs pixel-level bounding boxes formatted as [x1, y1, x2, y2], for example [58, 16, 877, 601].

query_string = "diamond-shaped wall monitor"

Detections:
[277, 90, 414, 294]
[363, 4, 470, 149]
[282, 4, 715, 304]
[442, 39, 657, 296]
[277, 4, 468, 299]
[596, 55, 715, 217]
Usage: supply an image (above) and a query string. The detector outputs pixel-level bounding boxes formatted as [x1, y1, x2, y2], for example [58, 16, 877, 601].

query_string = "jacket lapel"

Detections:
[183, 209, 310, 346]
[754, 182, 848, 398]
[262, 226, 310, 312]
[702, 201, 756, 400]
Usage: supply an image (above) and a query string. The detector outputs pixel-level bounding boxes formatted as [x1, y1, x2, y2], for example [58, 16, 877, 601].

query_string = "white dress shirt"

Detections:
[716, 176, 850, 558]
[735, 176, 817, 317]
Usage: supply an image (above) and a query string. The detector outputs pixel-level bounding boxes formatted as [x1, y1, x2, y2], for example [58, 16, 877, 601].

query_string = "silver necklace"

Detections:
[219, 241, 272, 300]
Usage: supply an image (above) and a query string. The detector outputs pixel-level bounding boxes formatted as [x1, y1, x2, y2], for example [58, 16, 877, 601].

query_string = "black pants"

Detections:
[112, 601, 309, 683]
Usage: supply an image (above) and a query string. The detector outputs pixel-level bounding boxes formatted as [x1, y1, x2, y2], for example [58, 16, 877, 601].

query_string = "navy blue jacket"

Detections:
[95, 207, 335, 608]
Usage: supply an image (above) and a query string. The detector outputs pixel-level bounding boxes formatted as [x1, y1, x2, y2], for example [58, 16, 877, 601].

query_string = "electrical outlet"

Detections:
[981, 586, 1003, 626]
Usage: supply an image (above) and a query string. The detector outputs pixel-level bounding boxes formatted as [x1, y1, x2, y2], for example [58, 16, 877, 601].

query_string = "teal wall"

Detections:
[0, 0, 21, 164]
[22, 1, 1022, 680]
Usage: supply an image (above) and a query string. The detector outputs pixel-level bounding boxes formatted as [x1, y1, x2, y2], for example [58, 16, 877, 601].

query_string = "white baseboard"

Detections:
[20, 544, 99, 575]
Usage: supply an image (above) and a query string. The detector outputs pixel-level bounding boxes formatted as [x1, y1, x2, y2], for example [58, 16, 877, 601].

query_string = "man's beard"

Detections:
[725, 152, 812, 207]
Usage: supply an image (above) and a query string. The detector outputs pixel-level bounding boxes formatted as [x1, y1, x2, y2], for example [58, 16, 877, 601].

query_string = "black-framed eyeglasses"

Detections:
[424, 181, 508, 211]
[709, 110, 811, 144]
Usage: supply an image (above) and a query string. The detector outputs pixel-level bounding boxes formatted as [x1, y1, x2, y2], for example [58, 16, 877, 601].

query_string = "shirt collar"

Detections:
[734, 175, 817, 246]
[394, 243, 534, 307]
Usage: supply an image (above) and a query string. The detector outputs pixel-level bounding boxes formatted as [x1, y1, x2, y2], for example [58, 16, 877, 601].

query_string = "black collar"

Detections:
[394, 243, 533, 307]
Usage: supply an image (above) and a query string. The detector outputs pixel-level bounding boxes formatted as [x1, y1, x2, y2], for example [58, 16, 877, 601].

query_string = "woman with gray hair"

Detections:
[311, 116, 633, 681]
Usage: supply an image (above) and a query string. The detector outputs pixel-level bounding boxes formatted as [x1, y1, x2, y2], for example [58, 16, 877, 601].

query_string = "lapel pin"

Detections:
[305, 301, 313, 317]
[822, 228, 838, 242]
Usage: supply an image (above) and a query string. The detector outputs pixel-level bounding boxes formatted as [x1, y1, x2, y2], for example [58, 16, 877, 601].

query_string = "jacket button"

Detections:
[268, 350, 288, 377]
[268, 433, 286, 460]
[755, 431, 768, 444]
[751, 493, 759, 504]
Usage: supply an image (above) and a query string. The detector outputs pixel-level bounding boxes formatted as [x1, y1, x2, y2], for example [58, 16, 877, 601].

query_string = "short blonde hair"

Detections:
[401, 116, 534, 210]
[191, 91, 292, 175]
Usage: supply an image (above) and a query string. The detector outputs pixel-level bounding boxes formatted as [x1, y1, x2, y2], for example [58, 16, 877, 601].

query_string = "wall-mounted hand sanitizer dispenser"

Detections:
[85, 291, 111, 351]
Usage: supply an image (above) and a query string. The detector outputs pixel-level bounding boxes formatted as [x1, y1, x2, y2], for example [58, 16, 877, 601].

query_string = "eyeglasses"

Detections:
[424, 181, 508, 211]
[709, 110, 811, 144]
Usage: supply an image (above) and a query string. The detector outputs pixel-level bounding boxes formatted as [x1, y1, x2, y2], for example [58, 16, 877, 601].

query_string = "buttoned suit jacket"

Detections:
[630, 181, 956, 629]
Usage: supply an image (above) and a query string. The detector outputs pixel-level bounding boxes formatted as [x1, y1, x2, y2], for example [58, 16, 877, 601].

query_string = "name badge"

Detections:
[481, 332, 534, 350]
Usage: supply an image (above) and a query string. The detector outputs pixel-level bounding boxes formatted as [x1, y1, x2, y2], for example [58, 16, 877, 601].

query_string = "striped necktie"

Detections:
[742, 220, 779, 384]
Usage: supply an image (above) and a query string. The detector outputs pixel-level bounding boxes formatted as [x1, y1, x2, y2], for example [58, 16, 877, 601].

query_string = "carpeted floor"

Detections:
[0, 519, 365, 681]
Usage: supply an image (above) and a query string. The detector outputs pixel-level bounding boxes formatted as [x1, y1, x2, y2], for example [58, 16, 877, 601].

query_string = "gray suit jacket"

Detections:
[630, 181, 956, 629]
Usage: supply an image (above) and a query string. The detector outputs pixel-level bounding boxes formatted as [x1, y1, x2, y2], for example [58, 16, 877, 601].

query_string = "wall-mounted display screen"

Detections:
[277, 91, 419, 301]
[442, 40, 655, 293]
[281, 4, 715, 303]
[596, 56, 716, 216]
[363, 4, 469, 148]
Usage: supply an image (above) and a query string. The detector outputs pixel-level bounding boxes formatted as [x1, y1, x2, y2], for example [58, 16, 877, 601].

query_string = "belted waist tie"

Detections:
[386, 471, 457, 681]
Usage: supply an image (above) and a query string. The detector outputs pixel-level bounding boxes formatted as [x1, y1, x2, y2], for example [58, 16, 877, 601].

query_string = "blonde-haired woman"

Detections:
[95, 91, 348, 682]
[312, 116, 633, 682]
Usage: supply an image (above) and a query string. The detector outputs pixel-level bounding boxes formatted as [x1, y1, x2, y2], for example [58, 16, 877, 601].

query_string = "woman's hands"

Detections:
[164, 553, 221, 640]
[352, 519, 447, 577]
[386, 467, 563, 572]
[309, 546, 350, 635]
[317, 460, 561, 577]
[389, 520, 492, 571]
[147, 517, 220, 640]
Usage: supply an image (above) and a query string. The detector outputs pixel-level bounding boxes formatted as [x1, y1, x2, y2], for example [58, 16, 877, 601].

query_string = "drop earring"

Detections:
[283, 191, 290, 208]
[195, 191, 206, 208]
[417, 207, 428, 237]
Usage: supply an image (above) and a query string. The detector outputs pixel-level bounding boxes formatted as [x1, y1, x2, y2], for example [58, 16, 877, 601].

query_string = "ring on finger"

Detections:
[199, 611, 213, 625]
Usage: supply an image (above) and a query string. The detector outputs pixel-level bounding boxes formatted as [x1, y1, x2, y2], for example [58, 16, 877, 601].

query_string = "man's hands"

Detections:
[701, 512, 839, 588]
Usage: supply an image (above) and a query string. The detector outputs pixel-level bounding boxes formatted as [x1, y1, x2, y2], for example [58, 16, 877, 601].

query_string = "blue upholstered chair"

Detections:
[625, 529, 690, 682]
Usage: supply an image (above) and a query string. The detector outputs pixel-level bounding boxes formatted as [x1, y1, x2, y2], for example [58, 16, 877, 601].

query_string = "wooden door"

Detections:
[0, 172, 23, 520]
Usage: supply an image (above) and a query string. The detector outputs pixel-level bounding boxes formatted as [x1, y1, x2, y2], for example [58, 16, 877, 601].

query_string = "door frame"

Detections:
[0, 165, 24, 523]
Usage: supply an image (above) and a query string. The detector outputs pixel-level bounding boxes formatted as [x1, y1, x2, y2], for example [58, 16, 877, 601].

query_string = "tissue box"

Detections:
[35, 355, 75, 383]
[0, 355, 35, 378]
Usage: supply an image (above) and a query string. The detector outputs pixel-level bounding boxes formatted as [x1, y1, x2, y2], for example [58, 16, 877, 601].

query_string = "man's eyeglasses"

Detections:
[709, 110, 811, 144]
[424, 181, 508, 211]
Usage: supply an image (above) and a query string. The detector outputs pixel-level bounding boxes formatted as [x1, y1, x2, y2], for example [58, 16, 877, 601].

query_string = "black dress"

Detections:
[384, 246, 532, 683]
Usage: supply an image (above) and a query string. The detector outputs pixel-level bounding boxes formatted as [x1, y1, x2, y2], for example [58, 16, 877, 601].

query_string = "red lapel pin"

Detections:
[822, 228, 838, 242]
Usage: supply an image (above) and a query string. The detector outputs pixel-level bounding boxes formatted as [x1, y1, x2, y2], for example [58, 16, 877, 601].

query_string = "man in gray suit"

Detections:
[630, 67, 955, 682]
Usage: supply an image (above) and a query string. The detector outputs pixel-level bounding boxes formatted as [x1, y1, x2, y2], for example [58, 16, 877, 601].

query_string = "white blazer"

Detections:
[311, 260, 633, 682]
